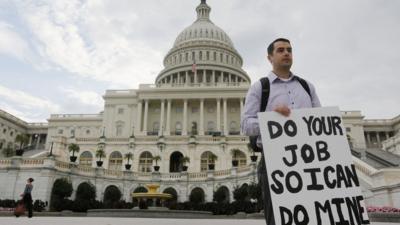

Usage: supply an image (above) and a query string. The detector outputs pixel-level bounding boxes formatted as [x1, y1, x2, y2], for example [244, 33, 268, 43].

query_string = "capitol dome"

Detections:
[155, 0, 250, 86]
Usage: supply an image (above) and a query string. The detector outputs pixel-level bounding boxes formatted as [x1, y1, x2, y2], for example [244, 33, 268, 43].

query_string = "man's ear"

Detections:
[267, 54, 272, 63]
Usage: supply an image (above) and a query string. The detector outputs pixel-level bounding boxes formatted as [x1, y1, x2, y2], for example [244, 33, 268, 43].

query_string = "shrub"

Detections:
[33, 200, 46, 212]
[50, 178, 73, 211]
[103, 186, 122, 208]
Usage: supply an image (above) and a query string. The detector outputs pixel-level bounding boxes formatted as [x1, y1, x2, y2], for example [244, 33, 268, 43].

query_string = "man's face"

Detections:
[268, 41, 293, 70]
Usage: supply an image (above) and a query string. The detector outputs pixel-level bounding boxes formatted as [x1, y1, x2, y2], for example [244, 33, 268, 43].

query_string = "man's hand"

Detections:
[274, 105, 291, 117]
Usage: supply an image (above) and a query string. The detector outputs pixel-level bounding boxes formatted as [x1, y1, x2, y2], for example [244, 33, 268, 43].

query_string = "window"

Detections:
[86, 129, 90, 135]
[139, 151, 153, 172]
[176, 107, 183, 113]
[10, 131, 13, 137]
[232, 150, 247, 167]
[70, 129, 75, 137]
[207, 107, 215, 113]
[58, 129, 63, 135]
[116, 121, 124, 136]
[175, 122, 182, 135]
[230, 107, 237, 113]
[3, 128, 6, 134]
[206, 51, 209, 60]
[153, 122, 160, 132]
[207, 121, 215, 131]
[192, 107, 199, 113]
[346, 127, 351, 132]
[199, 51, 202, 60]
[79, 151, 93, 167]
[201, 151, 216, 171]
[108, 151, 123, 170]
[118, 108, 124, 114]
[154, 108, 160, 113]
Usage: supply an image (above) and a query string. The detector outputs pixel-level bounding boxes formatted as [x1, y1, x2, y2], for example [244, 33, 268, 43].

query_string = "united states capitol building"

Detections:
[1, 0, 400, 207]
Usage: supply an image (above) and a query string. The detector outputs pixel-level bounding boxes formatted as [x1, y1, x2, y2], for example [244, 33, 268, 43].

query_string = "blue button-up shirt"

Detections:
[241, 72, 321, 138]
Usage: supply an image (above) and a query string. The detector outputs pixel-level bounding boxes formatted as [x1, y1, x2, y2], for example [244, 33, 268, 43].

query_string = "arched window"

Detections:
[169, 151, 184, 172]
[108, 151, 123, 170]
[189, 187, 205, 204]
[200, 151, 216, 171]
[79, 151, 93, 167]
[214, 186, 230, 203]
[139, 151, 153, 172]
[232, 150, 247, 167]
[103, 185, 121, 207]
[116, 121, 124, 137]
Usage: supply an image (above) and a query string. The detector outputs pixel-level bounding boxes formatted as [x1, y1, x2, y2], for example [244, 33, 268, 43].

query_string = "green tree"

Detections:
[152, 155, 161, 166]
[2, 147, 14, 157]
[103, 185, 122, 208]
[75, 182, 96, 200]
[124, 152, 133, 164]
[15, 134, 29, 149]
[68, 143, 80, 157]
[95, 149, 106, 161]
[232, 185, 248, 202]
[50, 178, 73, 211]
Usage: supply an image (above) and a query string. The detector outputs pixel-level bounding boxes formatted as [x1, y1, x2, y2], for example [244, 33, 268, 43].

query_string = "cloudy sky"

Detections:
[0, 0, 399, 122]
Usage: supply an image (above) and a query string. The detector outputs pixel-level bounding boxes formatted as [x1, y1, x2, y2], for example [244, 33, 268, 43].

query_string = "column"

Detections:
[212, 70, 215, 84]
[185, 71, 189, 85]
[240, 98, 244, 135]
[143, 100, 149, 135]
[166, 99, 171, 135]
[223, 98, 228, 135]
[376, 132, 381, 146]
[216, 99, 221, 133]
[183, 99, 188, 135]
[203, 70, 206, 84]
[386, 132, 390, 140]
[136, 101, 142, 134]
[159, 100, 165, 136]
[194, 72, 197, 84]
[36, 134, 41, 149]
[366, 132, 371, 147]
[199, 99, 204, 135]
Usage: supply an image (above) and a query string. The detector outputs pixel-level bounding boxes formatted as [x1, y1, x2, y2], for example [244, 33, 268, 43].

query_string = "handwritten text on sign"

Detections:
[258, 107, 369, 225]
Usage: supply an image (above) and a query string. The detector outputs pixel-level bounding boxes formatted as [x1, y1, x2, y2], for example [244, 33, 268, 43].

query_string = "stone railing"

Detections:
[0, 159, 11, 167]
[353, 156, 378, 176]
[214, 169, 230, 176]
[188, 172, 208, 179]
[237, 165, 253, 173]
[0, 158, 256, 182]
[21, 159, 44, 166]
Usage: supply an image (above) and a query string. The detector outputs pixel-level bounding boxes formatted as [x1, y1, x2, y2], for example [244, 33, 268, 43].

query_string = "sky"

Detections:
[0, 0, 399, 122]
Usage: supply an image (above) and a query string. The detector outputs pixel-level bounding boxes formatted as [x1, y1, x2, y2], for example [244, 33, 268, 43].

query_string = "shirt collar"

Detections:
[268, 71, 295, 83]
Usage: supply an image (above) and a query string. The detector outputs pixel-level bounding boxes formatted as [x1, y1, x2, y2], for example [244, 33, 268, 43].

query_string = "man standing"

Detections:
[241, 38, 321, 225]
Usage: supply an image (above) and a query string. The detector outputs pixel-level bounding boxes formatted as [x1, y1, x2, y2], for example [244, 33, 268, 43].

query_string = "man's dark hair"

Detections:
[28, 178, 34, 182]
[267, 38, 291, 55]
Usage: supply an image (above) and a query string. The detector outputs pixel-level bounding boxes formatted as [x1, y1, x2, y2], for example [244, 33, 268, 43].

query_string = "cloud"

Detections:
[15, 0, 165, 88]
[60, 87, 103, 107]
[0, 84, 61, 122]
[0, 22, 31, 61]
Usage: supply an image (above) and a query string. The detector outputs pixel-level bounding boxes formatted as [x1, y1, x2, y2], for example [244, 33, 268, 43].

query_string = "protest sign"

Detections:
[258, 107, 369, 225]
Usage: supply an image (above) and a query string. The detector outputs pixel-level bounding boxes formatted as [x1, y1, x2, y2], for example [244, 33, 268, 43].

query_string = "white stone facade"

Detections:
[1, 0, 400, 208]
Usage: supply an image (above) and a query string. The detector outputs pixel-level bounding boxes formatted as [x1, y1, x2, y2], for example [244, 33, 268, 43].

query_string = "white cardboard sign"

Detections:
[258, 107, 370, 225]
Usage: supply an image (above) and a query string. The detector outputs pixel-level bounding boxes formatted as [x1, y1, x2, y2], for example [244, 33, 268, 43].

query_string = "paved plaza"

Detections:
[0, 217, 398, 225]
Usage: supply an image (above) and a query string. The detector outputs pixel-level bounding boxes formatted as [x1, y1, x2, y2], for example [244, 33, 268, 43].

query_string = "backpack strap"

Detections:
[294, 75, 311, 99]
[259, 77, 270, 112]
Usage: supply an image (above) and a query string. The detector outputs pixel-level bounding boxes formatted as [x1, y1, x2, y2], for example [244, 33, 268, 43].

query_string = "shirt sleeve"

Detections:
[307, 81, 321, 107]
[241, 81, 262, 136]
